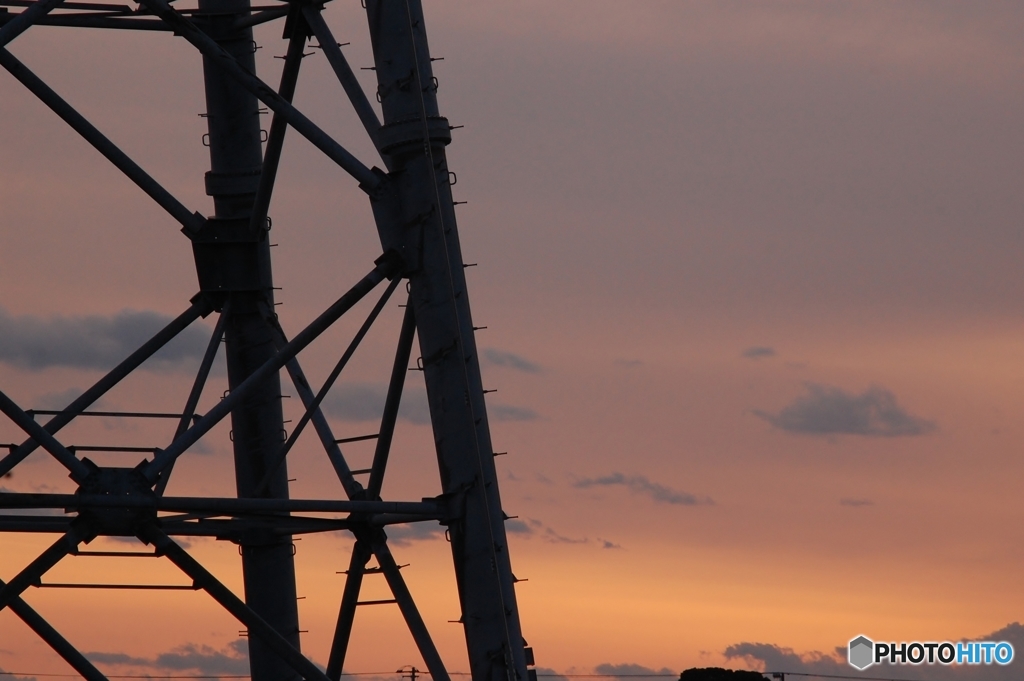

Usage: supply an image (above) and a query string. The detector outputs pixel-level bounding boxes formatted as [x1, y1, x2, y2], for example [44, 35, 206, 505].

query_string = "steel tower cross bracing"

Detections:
[0, 1, 535, 681]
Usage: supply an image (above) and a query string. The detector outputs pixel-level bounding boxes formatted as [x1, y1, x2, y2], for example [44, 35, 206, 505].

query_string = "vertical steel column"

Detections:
[365, 3, 527, 681]
[197, 2, 301, 680]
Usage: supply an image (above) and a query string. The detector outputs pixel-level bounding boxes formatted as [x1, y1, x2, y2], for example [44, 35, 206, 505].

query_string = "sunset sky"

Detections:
[1, 2, 1023, 680]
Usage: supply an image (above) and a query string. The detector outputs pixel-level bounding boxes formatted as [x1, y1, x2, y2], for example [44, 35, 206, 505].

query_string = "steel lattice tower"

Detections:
[0, 2, 534, 680]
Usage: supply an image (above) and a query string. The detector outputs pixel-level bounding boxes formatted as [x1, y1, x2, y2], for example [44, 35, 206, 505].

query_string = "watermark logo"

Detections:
[848, 636, 873, 670]
[848, 635, 1014, 670]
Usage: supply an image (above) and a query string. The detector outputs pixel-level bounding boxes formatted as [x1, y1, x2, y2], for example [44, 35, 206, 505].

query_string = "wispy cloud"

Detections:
[742, 346, 776, 359]
[532, 518, 587, 544]
[507, 517, 596, 546]
[594, 663, 675, 680]
[0, 307, 213, 372]
[839, 498, 874, 507]
[505, 519, 533, 534]
[87, 641, 249, 676]
[384, 522, 445, 546]
[483, 348, 542, 374]
[724, 642, 841, 677]
[384, 517, 583, 547]
[574, 473, 713, 506]
[32, 388, 104, 411]
[535, 472, 555, 485]
[534, 669, 570, 681]
[981, 622, 1024, 645]
[321, 383, 430, 425]
[490, 404, 540, 422]
[753, 383, 935, 437]
[322, 383, 538, 424]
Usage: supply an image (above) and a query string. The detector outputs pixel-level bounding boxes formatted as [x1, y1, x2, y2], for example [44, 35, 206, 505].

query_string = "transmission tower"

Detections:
[0, 2, 535, 681]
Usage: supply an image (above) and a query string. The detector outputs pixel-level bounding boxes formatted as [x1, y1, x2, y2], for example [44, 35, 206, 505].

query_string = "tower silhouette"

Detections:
[0, 2, 532, 681]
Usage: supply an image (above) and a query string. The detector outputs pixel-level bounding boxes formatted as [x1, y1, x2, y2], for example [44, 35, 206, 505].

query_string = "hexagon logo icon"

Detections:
[849, 635, 874, 670]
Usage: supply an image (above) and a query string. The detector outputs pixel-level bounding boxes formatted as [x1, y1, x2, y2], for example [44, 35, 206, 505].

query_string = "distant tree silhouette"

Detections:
[679, 668, 766, 681]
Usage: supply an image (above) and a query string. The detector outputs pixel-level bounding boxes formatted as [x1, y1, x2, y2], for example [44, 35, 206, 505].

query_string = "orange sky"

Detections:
[2, 2, 1023, 680]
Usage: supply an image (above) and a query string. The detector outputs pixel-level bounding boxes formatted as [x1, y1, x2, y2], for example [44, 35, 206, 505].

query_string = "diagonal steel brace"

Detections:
[0, 577, 110, 681]
[0, 529, 85, 614]
[0, 299, 207, 479]
[139, 525, 332, 681]
[137, 0, 381, 191]
[0, 0, 64, 47]
[0, 48, 206, 233]
[143, 261, 394, 484]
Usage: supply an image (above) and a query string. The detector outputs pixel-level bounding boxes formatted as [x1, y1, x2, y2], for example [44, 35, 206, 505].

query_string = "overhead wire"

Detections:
[765, 672, 938, 681]
[0, 673, 681, 679]
[0, 671, 935, 681]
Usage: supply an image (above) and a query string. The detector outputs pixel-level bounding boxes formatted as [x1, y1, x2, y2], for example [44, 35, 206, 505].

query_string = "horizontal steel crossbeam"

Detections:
[0, 512, 442, 537]
[0, 492, 445, 517]
[0, 13, 171, 30]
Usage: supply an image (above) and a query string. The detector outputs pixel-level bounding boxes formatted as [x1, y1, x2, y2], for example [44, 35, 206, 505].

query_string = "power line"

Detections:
[0, 667, 940, 681]
[0, 668, 448, 678]
[0, 674, 390, 679]
[769, 672, 936, 681]
[0, 673, 683, 680]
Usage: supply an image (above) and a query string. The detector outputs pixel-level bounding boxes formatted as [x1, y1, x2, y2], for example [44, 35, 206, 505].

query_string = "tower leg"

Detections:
[365, 3, 527, 680]
[197, 1, 301, 679]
